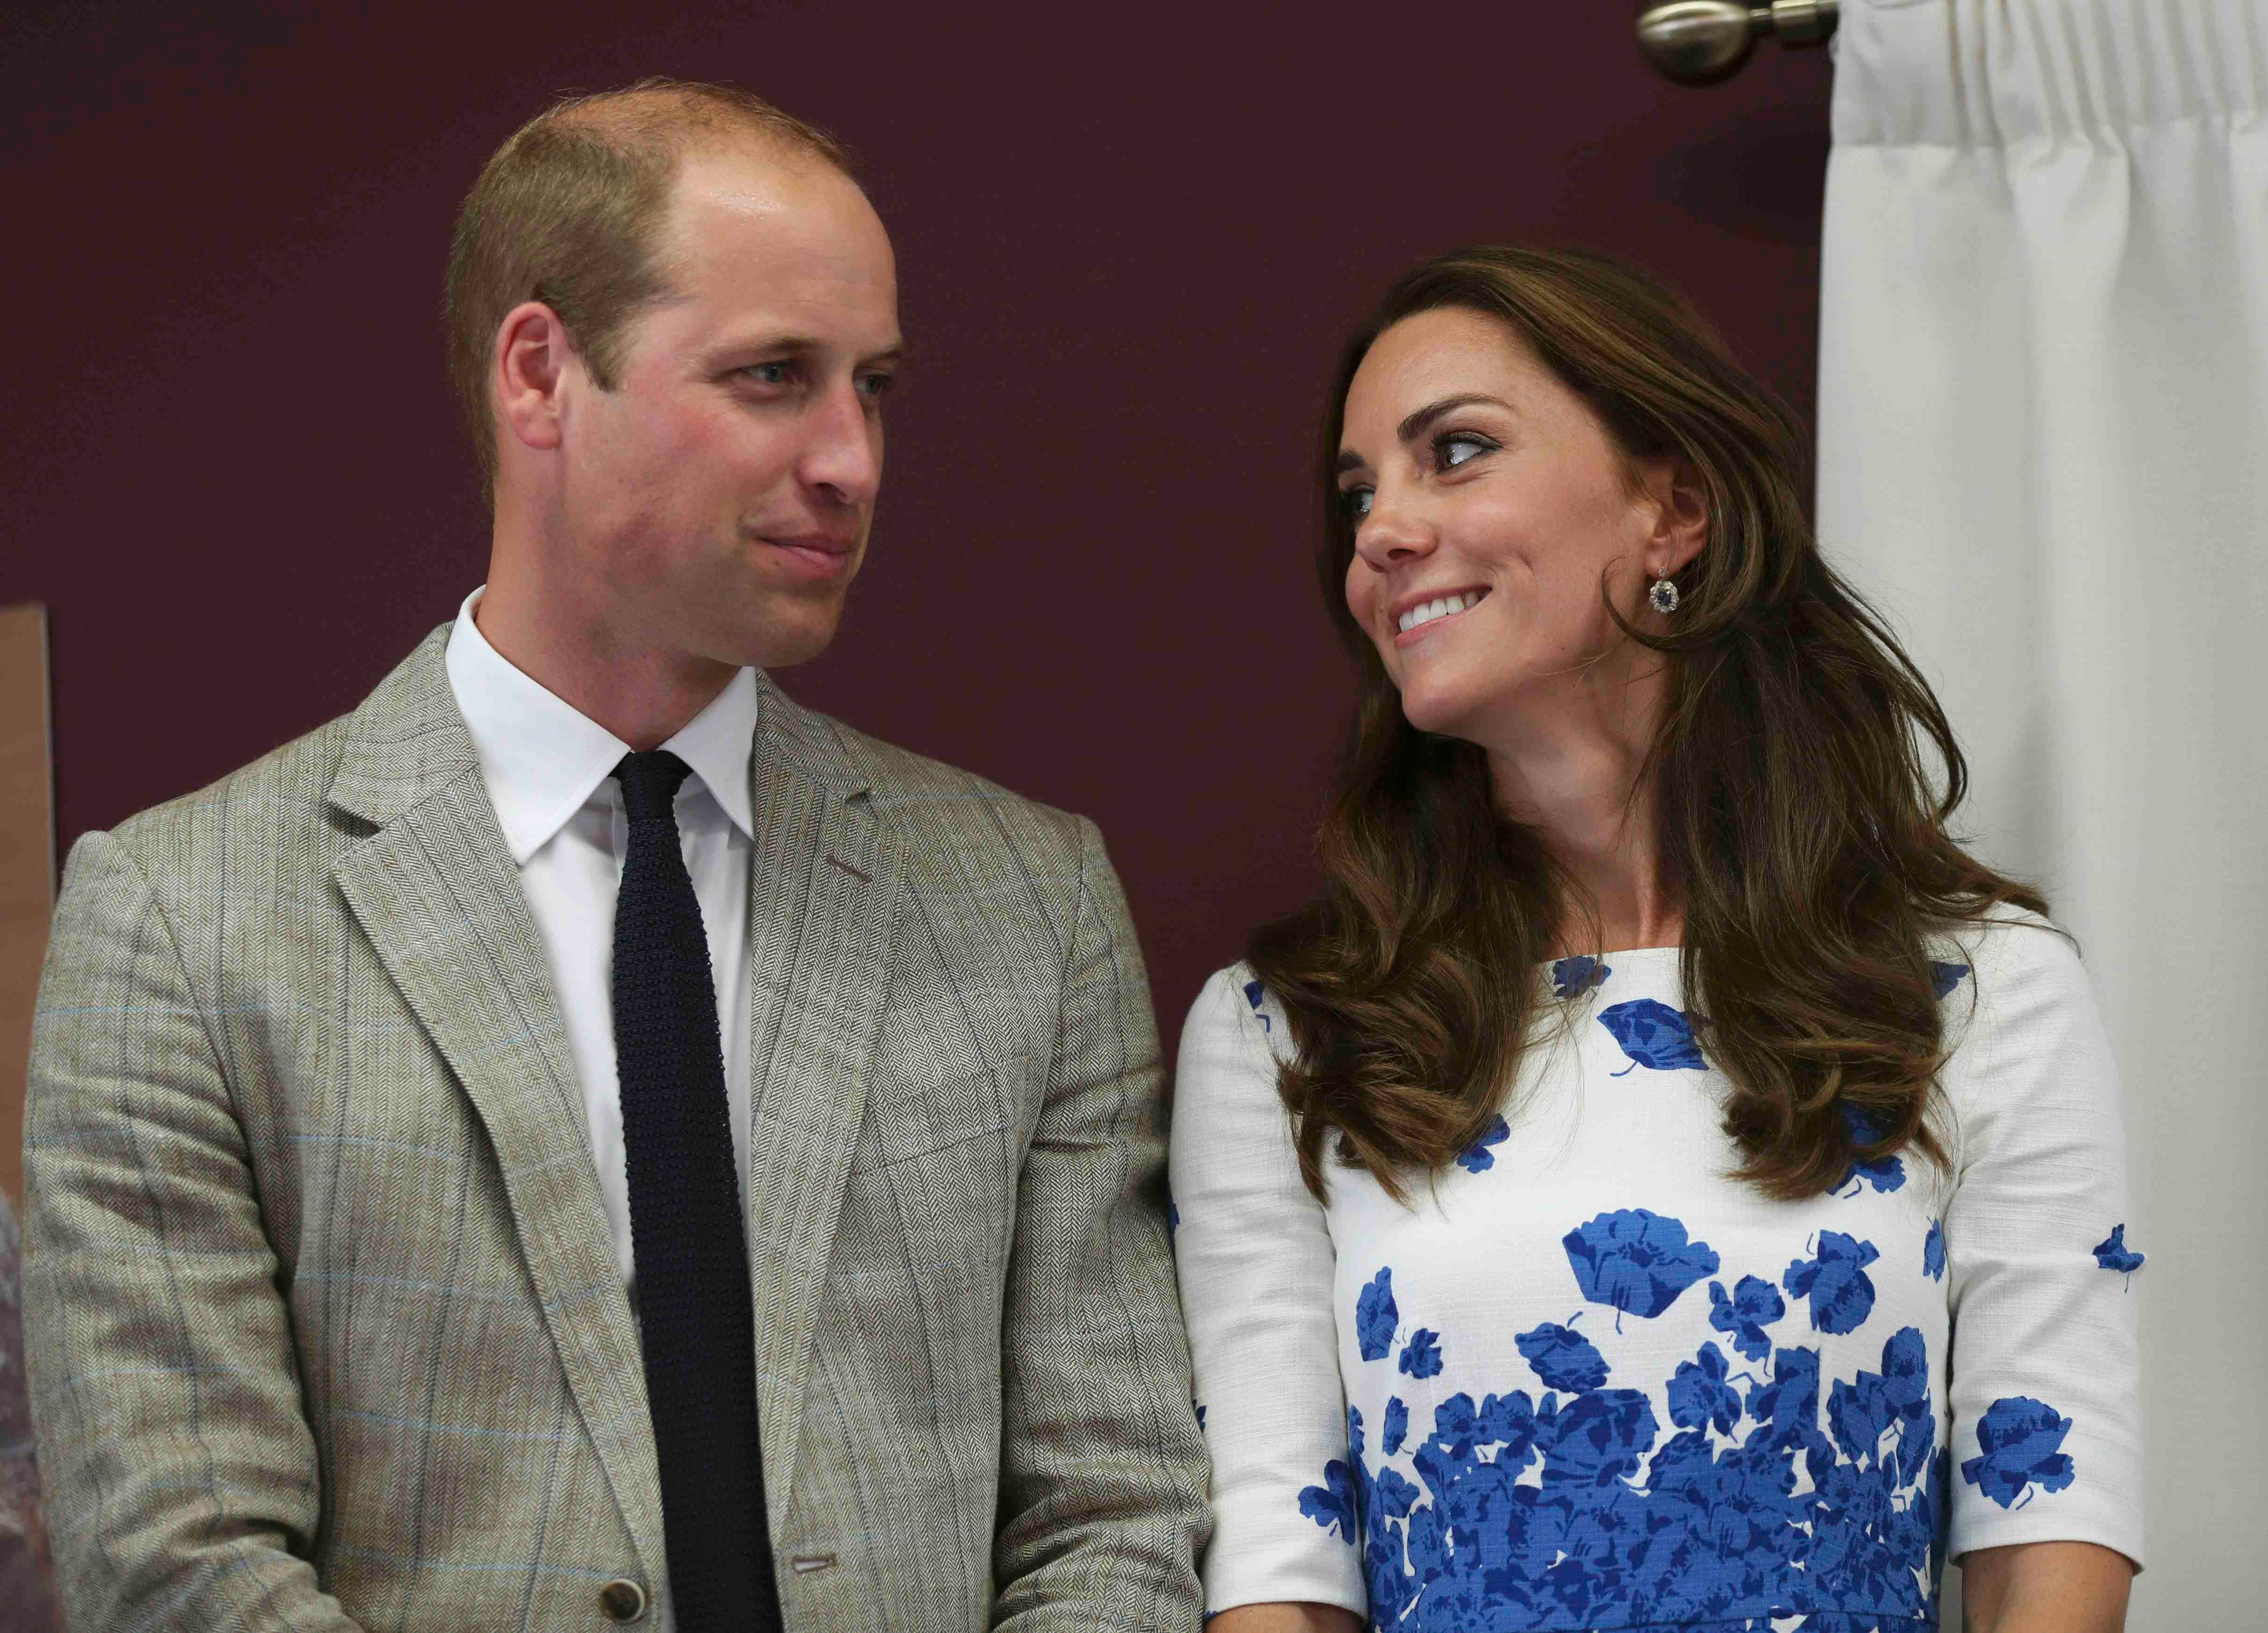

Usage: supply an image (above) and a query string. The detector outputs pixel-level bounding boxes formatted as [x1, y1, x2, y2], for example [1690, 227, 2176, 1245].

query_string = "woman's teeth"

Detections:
[1398, 590, 1486, 634]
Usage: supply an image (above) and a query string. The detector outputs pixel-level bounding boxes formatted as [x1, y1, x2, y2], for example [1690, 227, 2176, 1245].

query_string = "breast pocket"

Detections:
[849, 971, 1045, 1173]
[848, 1046, 1030, 1174]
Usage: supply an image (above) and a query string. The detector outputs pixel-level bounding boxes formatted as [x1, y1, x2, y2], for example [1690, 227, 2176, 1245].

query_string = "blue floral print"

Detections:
[1455, 1115, 1511, 1175]
[1923, 1219, 1946, 1282]
[1962, 1396, 2076, 1510]
[1563, 1209, 1720, 1329]
[1516, 1319, 1610, 1392]
[1399, 1329, 1444, 1379]
[1667, 1341, 1742, 1435]
[1931, 960, 1970, 1000]
[1165, 1201, 1178, 1243]
[1708, 1275, 1786, 1365]
[1298, 1430, 1361, 1541]
[2093, 1224, 2144, 1288]
[1835, 1102, 1908, 1196]
[1550, 955, 1611, 1000]
[1598, 998, 1708, 1075]
[1383, 1396, 1409, 1456]
[1243, 978, 1271, 1033]
[1356, 1268, 1399, 1362]
[1784, 1231, 1881, 1335]
[1332, 1294, 1947, 1630]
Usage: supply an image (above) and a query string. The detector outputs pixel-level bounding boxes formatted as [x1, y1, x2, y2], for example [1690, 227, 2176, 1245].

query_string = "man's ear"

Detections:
[494, 301, 573, 455]
[1640, 455, 1710, 579]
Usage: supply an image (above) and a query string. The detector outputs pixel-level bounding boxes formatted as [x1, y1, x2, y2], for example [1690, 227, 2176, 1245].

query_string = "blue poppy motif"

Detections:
[1550, 955, 1611, 1000]
[1455, 1114, 1512, 1175]
[1707, 1275, 1786, 1365]
[1334, 1311, 1945, 1629]
[1783, 1231, 1881, 1335]
[1597, 998, 1708, 1076]
[1297, 1446, 1361, 1541]
[1667, 1341, 1742, 1436]
[1356, 1267, 1399, 1362]
[1961, 1396, 2076, 1510]
[1516, 1319, 1610, 1393]
[1383, 1396, 1409, 1456]
[1242, 978, 1271, 1033]
[1835, 1101, 1907, 1196]
[2093, 1224, 2144, 1288]
[1562, 1209, 1720, 1330]
[1400, 1328, 1444, 1379]
[1194, 1400, 1206, 1432]
[1923, 1219, 1946, 1282]
[1931, 960, 1971, 1000]
[1827, 1327, 1934, 1485]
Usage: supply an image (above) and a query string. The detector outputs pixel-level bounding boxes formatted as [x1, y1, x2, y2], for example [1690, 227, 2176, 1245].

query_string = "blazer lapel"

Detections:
[741, 676, 904, 1526]
[326, 630, 667, 1584]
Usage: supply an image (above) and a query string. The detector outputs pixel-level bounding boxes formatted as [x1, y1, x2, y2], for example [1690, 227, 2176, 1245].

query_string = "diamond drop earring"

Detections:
[1649, 576, 1680, 615]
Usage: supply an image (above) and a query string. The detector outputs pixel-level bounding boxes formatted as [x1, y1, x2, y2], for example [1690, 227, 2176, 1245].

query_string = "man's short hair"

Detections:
[444, 77, 854, 497]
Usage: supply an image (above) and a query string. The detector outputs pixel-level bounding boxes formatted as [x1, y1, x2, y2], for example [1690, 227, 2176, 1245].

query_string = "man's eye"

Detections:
[740, 362, 793, 386]
[1438, 432, 1493, 469]
[856, 372, 895, 400]
[1340, 487, 1374, 519]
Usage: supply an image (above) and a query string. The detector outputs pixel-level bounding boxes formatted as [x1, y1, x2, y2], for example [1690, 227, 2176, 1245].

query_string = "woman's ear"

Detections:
[1639, 455, 1710, 579]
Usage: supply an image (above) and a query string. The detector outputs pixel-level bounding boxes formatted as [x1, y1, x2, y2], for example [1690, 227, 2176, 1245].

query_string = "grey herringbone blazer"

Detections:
[22, 628, 1209, 1633]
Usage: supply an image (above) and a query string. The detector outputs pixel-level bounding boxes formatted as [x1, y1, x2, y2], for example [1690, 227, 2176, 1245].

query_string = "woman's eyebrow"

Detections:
[1338, 392, 1515, 474]
[1397, 392, 1511, 444]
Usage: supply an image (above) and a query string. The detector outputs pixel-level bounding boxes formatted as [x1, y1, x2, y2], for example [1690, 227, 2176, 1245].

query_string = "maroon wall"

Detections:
[0, 3, 1830, 1038]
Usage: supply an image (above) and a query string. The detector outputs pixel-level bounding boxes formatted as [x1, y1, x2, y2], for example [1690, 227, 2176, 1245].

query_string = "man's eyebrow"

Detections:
[706, 335, 909, 369]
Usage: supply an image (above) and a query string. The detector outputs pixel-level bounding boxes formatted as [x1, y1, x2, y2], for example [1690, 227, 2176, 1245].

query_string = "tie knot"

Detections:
[615, 750, 693, 823]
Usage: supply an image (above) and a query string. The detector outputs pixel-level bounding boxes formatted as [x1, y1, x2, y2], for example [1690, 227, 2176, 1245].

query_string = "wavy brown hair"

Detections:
[1248, 246, 2046, 1205]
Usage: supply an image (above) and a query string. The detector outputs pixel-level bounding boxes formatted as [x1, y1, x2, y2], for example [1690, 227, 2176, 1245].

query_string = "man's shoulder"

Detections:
[95, 629, 453, 888]
[102, 711, 359, 876]
[782, 698, 1098, 868]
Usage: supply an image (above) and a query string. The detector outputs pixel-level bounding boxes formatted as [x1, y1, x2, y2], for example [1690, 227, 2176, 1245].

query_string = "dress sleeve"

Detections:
[1169, 968, 1365, 1619]
[1938, 916, 2145, 1568]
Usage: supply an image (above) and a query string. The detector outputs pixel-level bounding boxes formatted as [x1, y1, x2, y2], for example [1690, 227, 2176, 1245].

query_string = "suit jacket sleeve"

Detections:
[22, 830, 363, 1632]
[989, 818, 1210, 1630]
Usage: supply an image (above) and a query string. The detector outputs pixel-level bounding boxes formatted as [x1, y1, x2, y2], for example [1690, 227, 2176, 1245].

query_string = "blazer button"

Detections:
[599, 1578, 647, 1622]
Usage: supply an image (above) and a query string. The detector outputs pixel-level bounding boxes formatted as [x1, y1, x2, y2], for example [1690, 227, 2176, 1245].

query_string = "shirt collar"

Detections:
[445, 587, 759, 864]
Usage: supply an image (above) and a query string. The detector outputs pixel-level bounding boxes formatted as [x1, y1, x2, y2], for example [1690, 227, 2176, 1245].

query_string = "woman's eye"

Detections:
[1437, 432, 1493, 470]
[1340, 487, 1374, 520]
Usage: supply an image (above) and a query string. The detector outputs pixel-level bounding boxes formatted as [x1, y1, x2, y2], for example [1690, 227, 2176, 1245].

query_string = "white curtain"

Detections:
[1817, 0, 2267, 1622]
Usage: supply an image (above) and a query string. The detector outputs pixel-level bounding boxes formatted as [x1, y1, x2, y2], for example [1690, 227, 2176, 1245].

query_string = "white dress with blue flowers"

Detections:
[1169, 913, 2143, 1632]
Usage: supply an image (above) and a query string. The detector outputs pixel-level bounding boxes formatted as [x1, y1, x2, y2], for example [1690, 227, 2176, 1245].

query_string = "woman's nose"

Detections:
[1352, 496, 1436, 572]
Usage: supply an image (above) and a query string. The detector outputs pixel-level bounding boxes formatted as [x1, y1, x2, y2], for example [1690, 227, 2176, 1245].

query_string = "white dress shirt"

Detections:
[444, 588, 757, 1298]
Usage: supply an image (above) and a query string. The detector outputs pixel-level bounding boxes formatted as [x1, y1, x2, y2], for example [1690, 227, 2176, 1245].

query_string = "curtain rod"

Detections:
[1637, 0, 1839, 86]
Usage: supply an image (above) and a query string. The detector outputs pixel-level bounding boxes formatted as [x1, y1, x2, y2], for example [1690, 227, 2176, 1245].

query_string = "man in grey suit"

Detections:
[22, 79, 1208, 1632]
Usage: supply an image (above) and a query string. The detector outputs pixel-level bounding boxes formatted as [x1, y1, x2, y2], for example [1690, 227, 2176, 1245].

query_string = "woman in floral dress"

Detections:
[1169, 249, 2142, 1633]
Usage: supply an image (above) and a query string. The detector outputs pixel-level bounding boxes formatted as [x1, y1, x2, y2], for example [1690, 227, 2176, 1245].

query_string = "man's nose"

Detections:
[797, 382, 882, 509]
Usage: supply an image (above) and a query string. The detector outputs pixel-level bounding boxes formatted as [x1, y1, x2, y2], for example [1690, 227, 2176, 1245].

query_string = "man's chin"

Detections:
[713, 603, 846, 672]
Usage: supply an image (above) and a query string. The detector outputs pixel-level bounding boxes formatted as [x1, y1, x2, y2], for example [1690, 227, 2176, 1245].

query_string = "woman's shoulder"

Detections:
[1931, 905, 2091, 1043]
[1931, 906, 2120, 1152]
[1181, 960, 1296, 1066]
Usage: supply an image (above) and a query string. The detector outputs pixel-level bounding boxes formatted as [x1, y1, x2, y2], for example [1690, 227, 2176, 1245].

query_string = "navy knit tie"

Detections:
[612, 750, 779, 1633]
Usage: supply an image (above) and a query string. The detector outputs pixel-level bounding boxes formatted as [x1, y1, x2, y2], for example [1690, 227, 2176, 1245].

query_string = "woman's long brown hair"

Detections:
[1247, 247, 2046, 1206]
